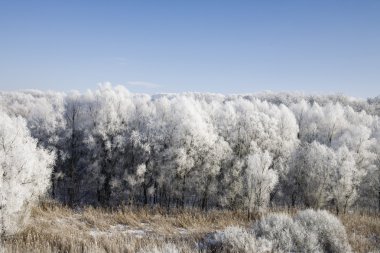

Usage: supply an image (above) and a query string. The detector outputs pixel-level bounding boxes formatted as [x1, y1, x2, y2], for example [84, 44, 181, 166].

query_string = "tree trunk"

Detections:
[143, 183, 148, 205]
[68, 163, 76, 207]
[291, 192, 296, 207]
[201, 177, 211, 211]
[181, 175, 186, 208]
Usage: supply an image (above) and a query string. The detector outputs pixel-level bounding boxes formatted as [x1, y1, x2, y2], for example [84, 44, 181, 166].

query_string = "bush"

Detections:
[203, 226, 272, 253]
[204, 210, 351, 253]
[295, 209, 352, 253]
[252, 213, 318, 252]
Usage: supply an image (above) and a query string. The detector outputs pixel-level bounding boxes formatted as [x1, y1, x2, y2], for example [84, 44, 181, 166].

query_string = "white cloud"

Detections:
[127, 81, 161, 89]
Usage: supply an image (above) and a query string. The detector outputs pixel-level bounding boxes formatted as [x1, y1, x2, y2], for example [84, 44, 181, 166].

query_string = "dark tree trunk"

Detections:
[201, 176, 211, 211]
[143, 183, 148, 205]
[181, 175, 186, 208]
[291, 192, 296, 207]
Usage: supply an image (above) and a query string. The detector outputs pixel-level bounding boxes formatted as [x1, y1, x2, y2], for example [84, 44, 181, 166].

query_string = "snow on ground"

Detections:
[89, 224, 149, 238]
[49, 216, 192, 238]
[88, 224, 192, 238]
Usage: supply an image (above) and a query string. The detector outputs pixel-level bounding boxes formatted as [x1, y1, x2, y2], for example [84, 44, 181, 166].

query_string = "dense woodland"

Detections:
[1, 84, 380, 234]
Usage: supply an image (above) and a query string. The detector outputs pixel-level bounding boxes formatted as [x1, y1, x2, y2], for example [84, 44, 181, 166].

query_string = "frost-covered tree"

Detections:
[363, 154, 380, 211]
[360, 124, 380, 211]
[58, 92, 90, 206]
[287, 142, 335, 208]
[246, 147, 278, 217]
[331, 146, 362, 214]
[287, 142, 366, 211]
[84, 84, 134, 206]
[0, 91, 65, 200]
[0, 111, 54, 235]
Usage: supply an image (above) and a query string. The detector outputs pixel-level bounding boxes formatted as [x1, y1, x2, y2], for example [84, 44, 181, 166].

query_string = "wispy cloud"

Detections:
[127, 81, 161, 89]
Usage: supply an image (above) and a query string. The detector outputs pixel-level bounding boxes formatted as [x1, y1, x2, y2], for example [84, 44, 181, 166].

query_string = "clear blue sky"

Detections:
[0, 1, 379, 97]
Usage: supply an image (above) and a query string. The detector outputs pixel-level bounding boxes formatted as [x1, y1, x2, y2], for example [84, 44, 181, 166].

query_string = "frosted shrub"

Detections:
[295, 209, 352, 253]
[204, 226, 272, 253]
[252, 213, 318, 252]
[203, 210, 351, 252]
[251, 210, 351, 253]
[0, 112, 54, 235]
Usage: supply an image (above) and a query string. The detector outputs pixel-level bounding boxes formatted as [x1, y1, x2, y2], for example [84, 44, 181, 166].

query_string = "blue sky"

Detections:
[0, 1, 379, 97]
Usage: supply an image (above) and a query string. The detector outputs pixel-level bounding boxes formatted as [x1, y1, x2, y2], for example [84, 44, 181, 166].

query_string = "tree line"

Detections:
[1, 84, 380, 234]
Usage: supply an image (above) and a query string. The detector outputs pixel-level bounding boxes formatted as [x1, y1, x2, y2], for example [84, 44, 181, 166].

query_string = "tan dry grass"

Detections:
[1, 201, 379, 253]
[340, 212, 380, 253]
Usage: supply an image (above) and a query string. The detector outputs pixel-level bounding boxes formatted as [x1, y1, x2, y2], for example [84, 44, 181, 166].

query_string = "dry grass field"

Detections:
[1, 201, 379, 253]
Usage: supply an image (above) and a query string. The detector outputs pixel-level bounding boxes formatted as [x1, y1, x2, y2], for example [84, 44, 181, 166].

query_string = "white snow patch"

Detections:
[89, 224, 153, 238]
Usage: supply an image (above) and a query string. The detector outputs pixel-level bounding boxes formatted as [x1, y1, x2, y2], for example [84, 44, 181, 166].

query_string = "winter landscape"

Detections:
[0, 88, 380, 252]
[1, 1, 380, 253]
